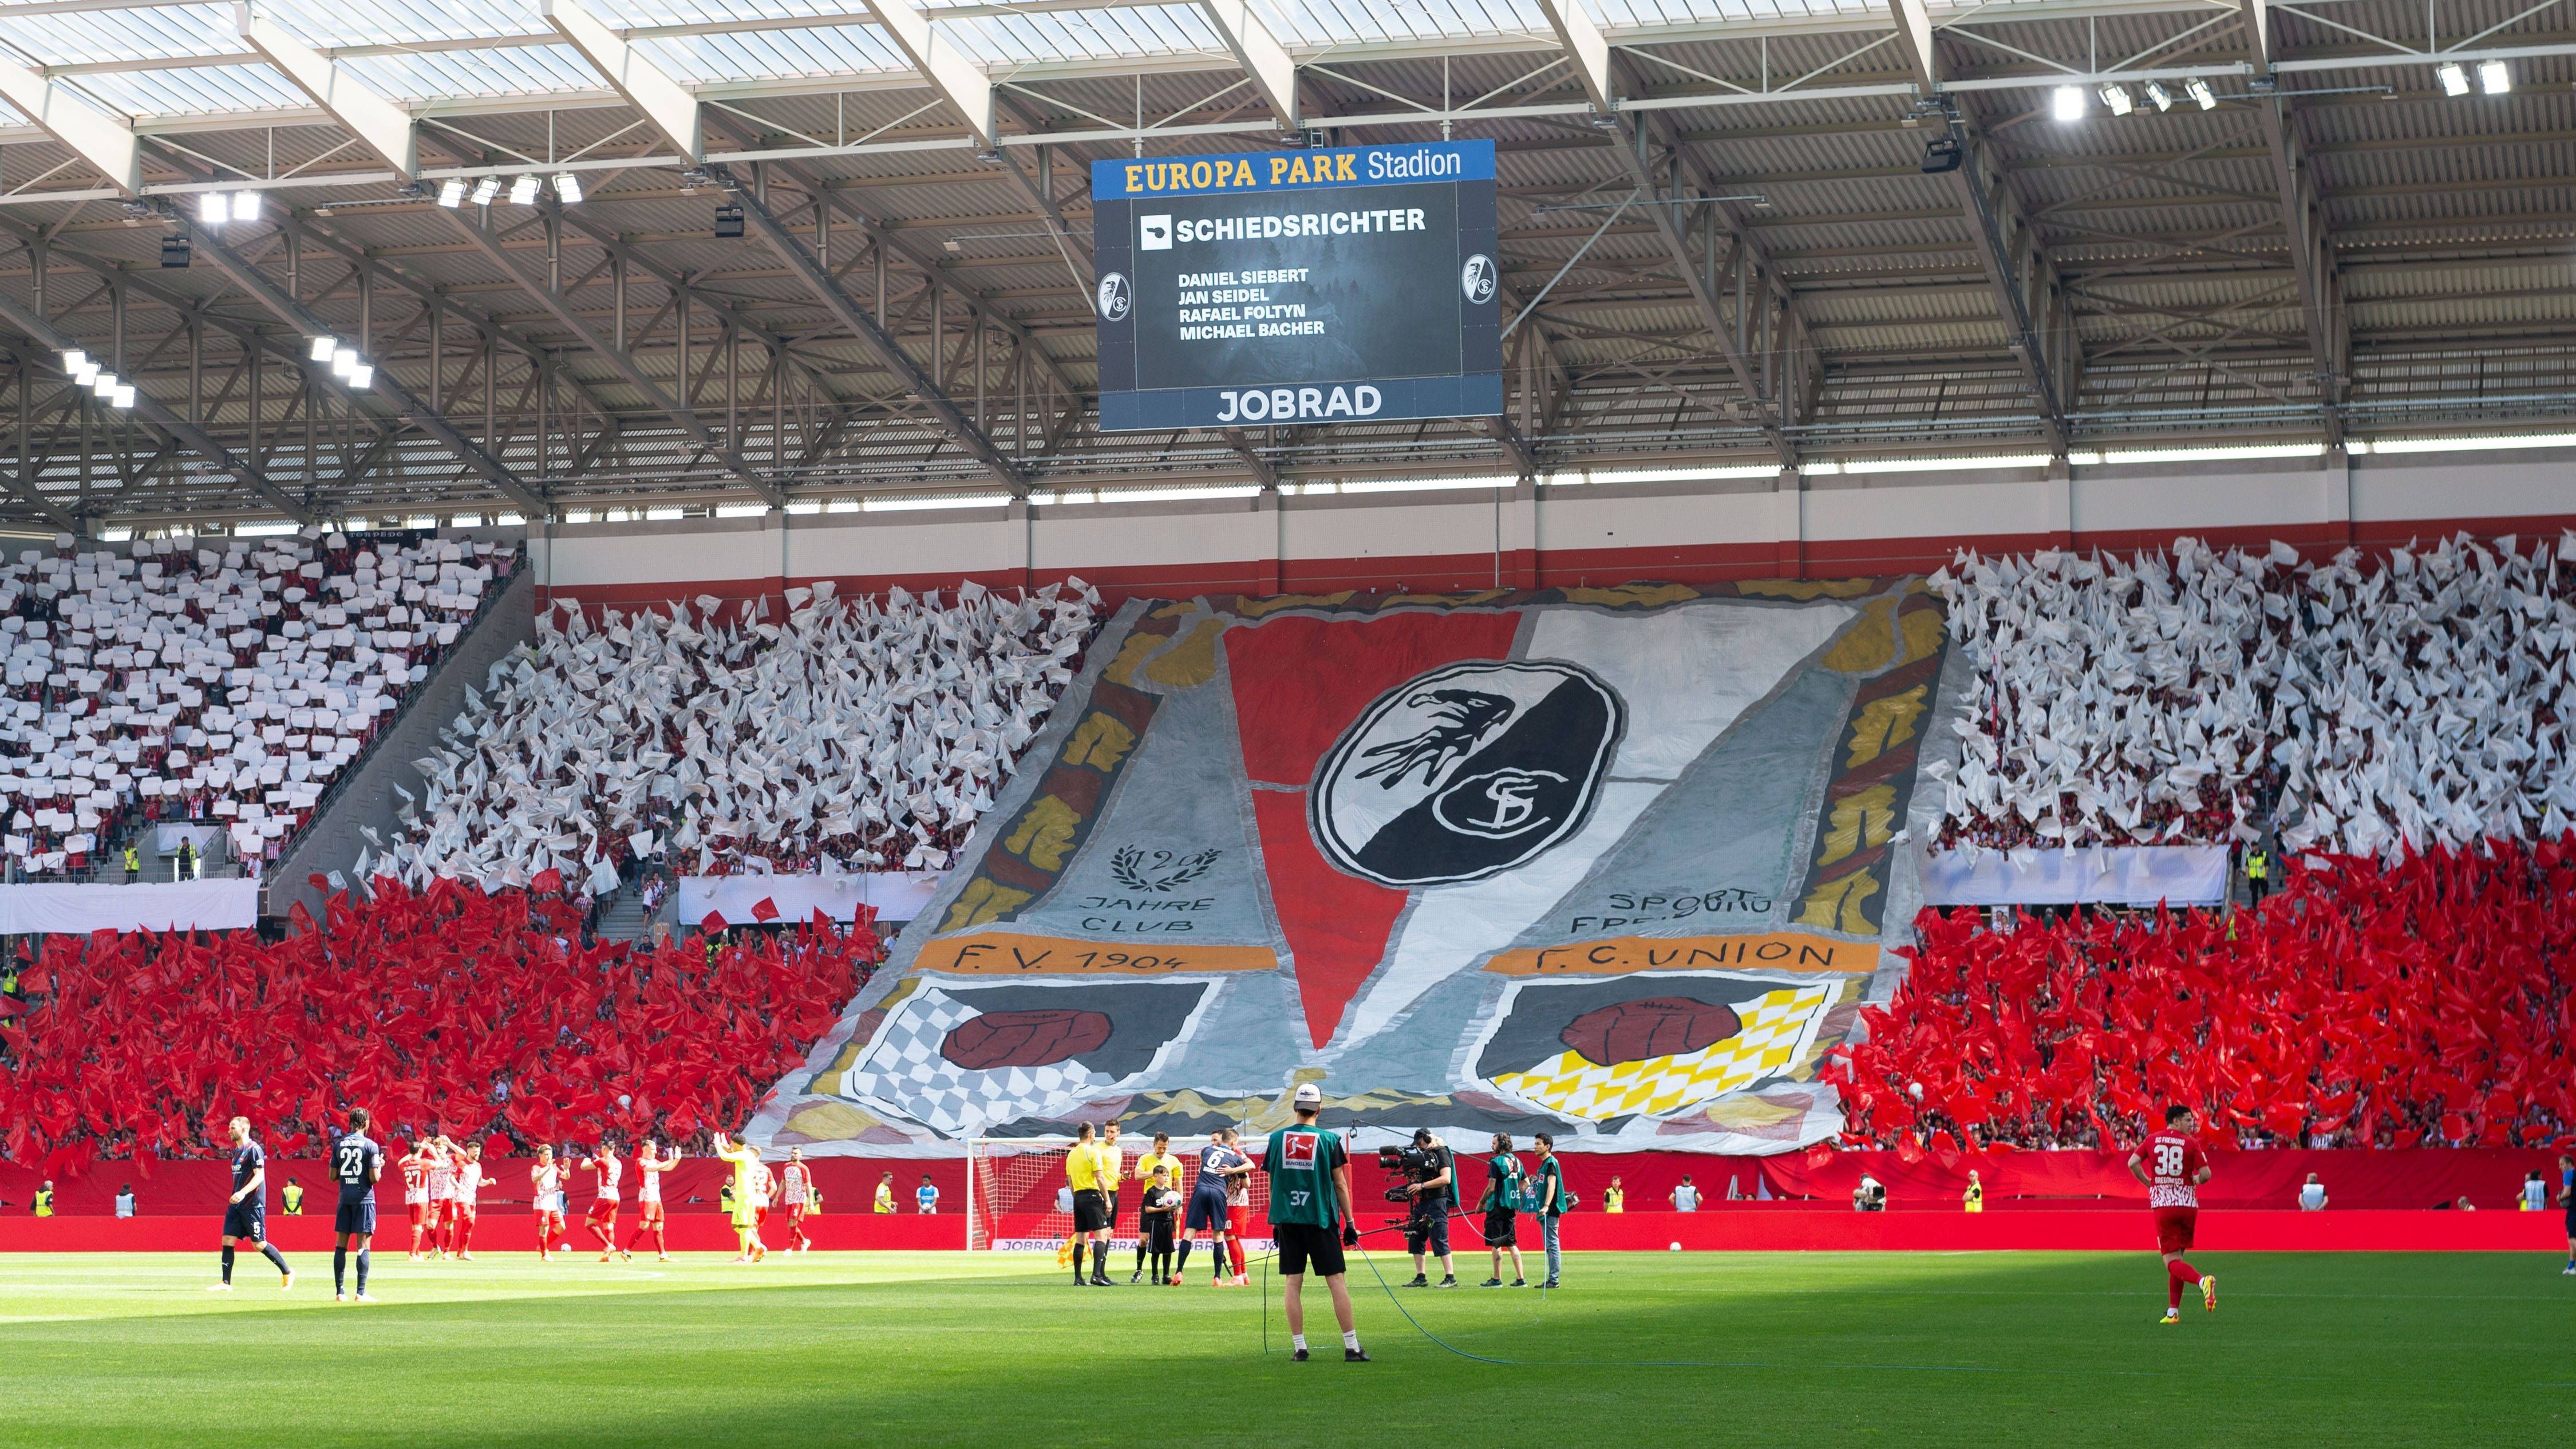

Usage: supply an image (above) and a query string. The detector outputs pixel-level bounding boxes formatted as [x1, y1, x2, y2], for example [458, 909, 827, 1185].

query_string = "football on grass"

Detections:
[1560, 997, 1742, 1065]
[941, 1009, 1113, 1069]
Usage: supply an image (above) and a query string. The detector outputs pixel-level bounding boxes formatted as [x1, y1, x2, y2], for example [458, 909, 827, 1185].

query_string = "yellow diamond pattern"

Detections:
[1490, 984, 1836, 1121]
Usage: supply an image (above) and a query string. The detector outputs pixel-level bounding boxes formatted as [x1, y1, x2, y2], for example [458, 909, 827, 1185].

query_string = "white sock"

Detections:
[1290, 1334, 1307, 1352]
[1342, 1330, 1361, 1352]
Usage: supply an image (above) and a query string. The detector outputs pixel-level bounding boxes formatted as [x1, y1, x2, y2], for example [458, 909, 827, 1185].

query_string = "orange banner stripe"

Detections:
[917, 933, 1278, 976]
[1484, 933, 1878, 977]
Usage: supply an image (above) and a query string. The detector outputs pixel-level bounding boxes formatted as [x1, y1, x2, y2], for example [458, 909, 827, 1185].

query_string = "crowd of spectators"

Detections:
[1827, 838, 2576, 1154]
[0, 528, 517, 879]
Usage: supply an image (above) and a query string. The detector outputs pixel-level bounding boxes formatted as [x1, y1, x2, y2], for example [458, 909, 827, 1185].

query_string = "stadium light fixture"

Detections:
[2099, 84, 2134, 116]
[348, 362, 374, 390]
[330, 348, 358, 378]
[231, 190, 261, 221]
[60, 349, 86, 374]
[73, 360, 100, 385]
[310, 336, 337, 363]
[508, 175, 541, 206]
[2437, 62, 2470, 96]
[2479, 60, 2510, 94]
[197, 192, 227, 224]
[437, 177, 467, 208]
[552, 173, 581, 204]
[2051, 85, 2085, 122]
[110, 384, 135, 409]
[2186, 78, 2217, 109]
[2144, 82, 2173, 111]
[92, 370, 117, 398]
[471, 175, 501, 206]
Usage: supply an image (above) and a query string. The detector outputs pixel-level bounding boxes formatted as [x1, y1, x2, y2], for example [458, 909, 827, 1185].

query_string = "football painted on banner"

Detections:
[1310, 659, 1623, 887]
[1561, 997, 1744, 1066]
[940, 1008, 1114, 1070]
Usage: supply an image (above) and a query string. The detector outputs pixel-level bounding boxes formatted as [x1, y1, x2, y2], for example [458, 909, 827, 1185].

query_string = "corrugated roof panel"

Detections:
[641, 25, 911, 83]
[341, 43, 605, 102]
[0, 3, 240, 65]
[257, 0, 552, 48]
[938, 5, 1222, 68]
[70, 61, 307, 116]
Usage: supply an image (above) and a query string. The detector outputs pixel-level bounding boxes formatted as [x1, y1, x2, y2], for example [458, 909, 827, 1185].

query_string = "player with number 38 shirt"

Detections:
[2127, 1103, 2217, 1325]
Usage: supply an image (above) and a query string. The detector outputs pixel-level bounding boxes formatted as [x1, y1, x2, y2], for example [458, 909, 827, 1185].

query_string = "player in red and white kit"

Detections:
[2127, 1103, 2218, 1324]
[623, 1140, 679, 1262]
[780, 1147, 816, 1253]
[578, 1146, 631, 1262]
[451, 1142, 487, 1260]
[397, 1140, 438, 1260]
[531, 1146, 570, 1262]
[424, 1136, 460, 1260]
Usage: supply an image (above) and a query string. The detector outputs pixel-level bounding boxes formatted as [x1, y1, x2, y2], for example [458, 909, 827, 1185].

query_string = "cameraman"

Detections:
[1852, 1172, 1887, 1213]
[1399, 1129, 1459, 1289]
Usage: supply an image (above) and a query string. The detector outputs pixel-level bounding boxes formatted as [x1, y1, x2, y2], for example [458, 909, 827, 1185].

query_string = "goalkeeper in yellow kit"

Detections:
[712, 1132, 768, 1262]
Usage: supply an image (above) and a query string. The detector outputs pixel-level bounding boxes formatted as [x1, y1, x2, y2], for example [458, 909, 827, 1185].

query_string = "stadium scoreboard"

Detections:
[1092, 140, 1502, 432]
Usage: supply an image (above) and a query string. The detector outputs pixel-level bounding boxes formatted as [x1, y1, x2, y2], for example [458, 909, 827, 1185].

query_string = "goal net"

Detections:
[967, 1141, 1273, 1251]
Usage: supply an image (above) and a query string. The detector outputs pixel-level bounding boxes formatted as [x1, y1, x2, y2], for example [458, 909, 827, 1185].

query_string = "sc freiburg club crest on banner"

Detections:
[1309, 659, 1624, 887]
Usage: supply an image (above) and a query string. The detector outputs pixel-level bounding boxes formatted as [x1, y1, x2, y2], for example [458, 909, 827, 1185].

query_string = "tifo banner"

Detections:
[1920, 845, 2230, 907]
[0, 878, 258, 934]
[682, 871, 946, 926]
[755, 582, 1954, 1156]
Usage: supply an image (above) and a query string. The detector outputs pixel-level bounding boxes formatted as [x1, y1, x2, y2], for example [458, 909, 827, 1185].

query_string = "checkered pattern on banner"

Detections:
[841, 987, 1116, 1136]
[1488, 983, 1838, 1120]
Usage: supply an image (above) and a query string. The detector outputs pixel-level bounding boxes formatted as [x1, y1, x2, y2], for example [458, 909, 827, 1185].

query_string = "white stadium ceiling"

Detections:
[0, 0, 2567, 528]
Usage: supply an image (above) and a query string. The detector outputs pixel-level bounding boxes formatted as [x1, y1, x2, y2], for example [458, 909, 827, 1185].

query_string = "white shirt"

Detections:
[456, 1163, 485, 1206]
[2298, 1182, 2326, 1210]
[2524, 1180, 2548, 1211]
[114, 1193, 136, 1218]
[638, 1157, 667, 1205]
[1672, 1185, 1700, 1212]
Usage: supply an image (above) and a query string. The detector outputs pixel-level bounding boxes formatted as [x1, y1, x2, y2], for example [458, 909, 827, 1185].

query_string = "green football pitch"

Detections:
[0, 1250, 2566, 1447]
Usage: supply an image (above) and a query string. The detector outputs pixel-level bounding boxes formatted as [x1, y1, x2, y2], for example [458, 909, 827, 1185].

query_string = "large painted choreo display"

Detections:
[756, 583, 1956, 1156]
[1091, 140, 1503, 431]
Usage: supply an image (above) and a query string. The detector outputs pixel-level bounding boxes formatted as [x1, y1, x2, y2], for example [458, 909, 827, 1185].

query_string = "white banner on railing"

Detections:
[0, 878, 260, 934]
[679, 872, 946, 927]
[1920, 846, 2230, 907]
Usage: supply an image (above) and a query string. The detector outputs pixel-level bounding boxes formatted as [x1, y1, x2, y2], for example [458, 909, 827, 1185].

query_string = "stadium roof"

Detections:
[0, 0, 2569, 527]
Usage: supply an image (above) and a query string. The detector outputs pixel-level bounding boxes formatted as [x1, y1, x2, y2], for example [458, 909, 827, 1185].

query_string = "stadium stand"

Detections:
[0, 531, 520, 881]
[378, 581, 1100, 888]
[0, 879, 879, 1168]
[1930, 532, 2576, 856]
[1826, 839, 2576, 1154]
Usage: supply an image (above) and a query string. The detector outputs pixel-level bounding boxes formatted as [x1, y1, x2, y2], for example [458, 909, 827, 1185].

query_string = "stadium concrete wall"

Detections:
[524, 448, 2576, 613]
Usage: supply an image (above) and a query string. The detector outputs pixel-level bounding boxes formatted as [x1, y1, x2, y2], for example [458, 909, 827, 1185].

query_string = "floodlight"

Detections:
[471, 176, 501, 206]
[2437, 62, 2470, 96]
[330, 348, 358, 378]
[92, 370, 117, 398]
[553, 172, 581, 203]
[2052, 85, 2085, 122]
[310, 336, 337, 362]
[2479, 60, 2510, 94]
[60, 349, 86, 373]
[509, 175, 541, 205]
[437, 178, 467, 208]
[2099, 84, 2134, 116]
[348, 364, 373, 390]
[2144, 82, 2173, 111]
[110, 384, 135, 409]
[231, 190, 261, 220]
[2186, 78, 2217, 109]
[198, 192, 228, 224]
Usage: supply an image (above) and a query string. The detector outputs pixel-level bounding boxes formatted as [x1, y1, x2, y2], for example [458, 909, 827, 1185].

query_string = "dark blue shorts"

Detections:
[1184, 1186, 1230, 1231]
[220, 1203, 264, 1241]
[334, 1197, 377, 1236]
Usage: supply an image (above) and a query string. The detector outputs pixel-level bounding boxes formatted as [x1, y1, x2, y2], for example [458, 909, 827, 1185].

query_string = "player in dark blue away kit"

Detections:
[209, 1116, 293, 1292]
[330, 1107, 386, 1303]
[1179, 1128, 1250, 1285]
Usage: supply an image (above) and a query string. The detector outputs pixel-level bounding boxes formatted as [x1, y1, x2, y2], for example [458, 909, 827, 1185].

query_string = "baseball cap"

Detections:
[1292, 1082, 1323, 1107]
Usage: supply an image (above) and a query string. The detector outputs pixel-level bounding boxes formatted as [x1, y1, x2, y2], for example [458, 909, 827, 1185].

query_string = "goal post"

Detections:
[964, 1139, 1273, 1251]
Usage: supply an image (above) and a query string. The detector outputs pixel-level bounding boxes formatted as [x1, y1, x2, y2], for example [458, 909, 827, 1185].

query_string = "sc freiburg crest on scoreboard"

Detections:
[1092, 141, 1503, 432]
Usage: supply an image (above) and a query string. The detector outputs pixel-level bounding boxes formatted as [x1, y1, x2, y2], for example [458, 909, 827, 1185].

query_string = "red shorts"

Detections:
[408, 1202, 426, 1225]
[2154, 1206, 2197, 1254]
[755, 1207, 769, 1226]
[587, 1200, 619, 1225]
[1227, 1205, 1249, 1237]
[790, 1204, 813, 1222]
[638, 1202, 665, 1227]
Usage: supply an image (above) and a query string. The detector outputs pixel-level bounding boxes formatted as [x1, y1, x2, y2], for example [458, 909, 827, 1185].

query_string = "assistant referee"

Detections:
[1067, 1122, 1111, 1286]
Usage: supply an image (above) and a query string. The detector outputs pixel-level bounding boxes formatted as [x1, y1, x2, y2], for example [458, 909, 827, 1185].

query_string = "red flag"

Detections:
[531, 867, 565, 894]
[751, 896, 780, 923]
[700, 911, 728, 934]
